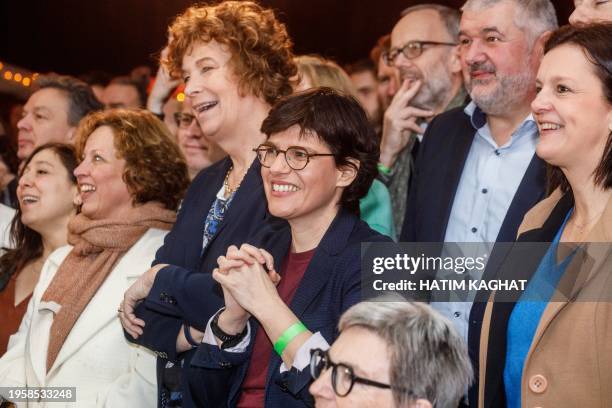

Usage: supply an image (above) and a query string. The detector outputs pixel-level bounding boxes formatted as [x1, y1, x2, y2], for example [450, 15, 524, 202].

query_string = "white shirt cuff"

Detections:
[202, 310, 251, 353]
[279, 332, 329, 373]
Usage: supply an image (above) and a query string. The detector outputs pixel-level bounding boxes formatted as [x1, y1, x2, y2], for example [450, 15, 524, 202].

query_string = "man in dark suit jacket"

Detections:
[399, 0, 558, 405]
[377, 4, 465, 234]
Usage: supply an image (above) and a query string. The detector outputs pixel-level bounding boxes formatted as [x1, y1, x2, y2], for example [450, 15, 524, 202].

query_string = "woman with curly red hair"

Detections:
[119, 2, 298, 406]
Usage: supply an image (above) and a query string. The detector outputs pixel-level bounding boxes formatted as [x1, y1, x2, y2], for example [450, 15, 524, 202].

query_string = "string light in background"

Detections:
[0, 60, 36, 89]
[176, 92, 185, 102]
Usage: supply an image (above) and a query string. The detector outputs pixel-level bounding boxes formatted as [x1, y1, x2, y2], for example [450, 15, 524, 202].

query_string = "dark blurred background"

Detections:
[0, 0, 573, 76]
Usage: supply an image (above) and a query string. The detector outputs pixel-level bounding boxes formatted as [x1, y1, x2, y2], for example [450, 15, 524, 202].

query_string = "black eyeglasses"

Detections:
[310, 348, 401, 397]
[253, 145, 336, 170]
[174, 112, 196, 129]
[383, 41, 458, 65]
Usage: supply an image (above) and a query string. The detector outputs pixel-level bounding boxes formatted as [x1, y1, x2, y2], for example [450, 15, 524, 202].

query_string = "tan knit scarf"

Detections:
[41, 201, 176, 372]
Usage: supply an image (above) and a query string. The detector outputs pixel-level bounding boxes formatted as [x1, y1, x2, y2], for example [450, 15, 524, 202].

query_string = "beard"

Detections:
[465, 60, 535, 116]
[399, 63, 454, 111]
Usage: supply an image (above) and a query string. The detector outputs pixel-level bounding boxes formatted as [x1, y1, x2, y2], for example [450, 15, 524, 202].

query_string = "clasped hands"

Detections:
[118, 244, 280, 339]
[212, 244, 282, 327]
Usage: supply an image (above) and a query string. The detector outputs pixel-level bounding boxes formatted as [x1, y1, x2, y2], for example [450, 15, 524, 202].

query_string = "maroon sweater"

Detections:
[237, 249, 315, 407]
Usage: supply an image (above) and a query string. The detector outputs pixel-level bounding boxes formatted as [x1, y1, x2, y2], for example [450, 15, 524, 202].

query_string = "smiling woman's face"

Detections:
[260, 126, 357, 224]
[181, 40, 245, 141]
[74, 126, 133, 220]
[17, 148, 77, 232]
[532, 44, 612, 173]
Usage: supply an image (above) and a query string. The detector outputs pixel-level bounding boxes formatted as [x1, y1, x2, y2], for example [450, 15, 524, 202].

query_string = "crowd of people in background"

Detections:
[0, 0, 611, 407]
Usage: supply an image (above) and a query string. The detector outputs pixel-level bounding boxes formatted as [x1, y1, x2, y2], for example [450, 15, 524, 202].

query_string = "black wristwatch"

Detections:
[210, 308, 249, 349]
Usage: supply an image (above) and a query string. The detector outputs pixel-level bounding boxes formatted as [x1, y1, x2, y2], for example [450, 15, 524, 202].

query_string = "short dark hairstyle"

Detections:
[108, 76, 148, 108]
[261, 87, 379, 214]
[0, 143, 78, 292]
[344, 59, 376, 76]
[36, 74, 103, 127]
[544, 23, 612, 193]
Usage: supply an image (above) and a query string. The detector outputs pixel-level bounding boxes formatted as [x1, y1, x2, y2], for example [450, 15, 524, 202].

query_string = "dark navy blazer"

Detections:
[128, 157, 283, 407]
[399, 107, 547, 407]
[186, 210, 392, 407]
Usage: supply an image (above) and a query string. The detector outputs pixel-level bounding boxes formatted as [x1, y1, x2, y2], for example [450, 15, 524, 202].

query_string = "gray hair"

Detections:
[339, 299, 473, 408]
[401, 4, 461, 41]
[462, 0, 558, 43]
[37, 74, 103, 127]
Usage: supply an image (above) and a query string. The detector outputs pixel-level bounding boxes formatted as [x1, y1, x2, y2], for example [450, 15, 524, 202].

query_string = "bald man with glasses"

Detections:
[378, 4, 466, 234]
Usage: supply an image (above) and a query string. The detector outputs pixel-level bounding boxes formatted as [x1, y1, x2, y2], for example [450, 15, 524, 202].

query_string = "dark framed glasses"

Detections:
[253, 144, 336, 170]
[383, 41, 457, 65]
[174, 112, 196, 129]
[310, 348, 401, 397]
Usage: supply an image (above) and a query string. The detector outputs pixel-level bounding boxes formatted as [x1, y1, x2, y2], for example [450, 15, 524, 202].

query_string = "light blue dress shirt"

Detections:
[431, 102, 539, 342]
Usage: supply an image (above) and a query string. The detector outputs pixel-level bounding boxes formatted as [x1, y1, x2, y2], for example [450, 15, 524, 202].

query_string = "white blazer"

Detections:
[0, 228, 167, 407]
[0, 203, 15, 248]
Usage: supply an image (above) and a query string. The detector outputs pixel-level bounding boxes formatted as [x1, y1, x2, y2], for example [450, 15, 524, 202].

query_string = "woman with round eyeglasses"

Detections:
[186, 88, 391, 407]
[293, 55, 396, 239]
[253, 145, 337, 171]
[309, 300, 472, 408]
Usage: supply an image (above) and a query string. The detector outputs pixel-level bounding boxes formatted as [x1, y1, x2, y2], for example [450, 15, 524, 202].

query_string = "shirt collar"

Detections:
[464, 101, 537, 149]
[464, 101, 536, 130]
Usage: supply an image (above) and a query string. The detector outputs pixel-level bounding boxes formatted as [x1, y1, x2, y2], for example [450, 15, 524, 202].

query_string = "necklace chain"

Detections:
[224, 166, 245, 196]
[570, 209, 605, 231]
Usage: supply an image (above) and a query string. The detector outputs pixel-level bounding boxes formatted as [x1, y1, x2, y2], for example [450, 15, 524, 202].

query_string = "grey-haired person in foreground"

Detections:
[310, 299, 473, 408]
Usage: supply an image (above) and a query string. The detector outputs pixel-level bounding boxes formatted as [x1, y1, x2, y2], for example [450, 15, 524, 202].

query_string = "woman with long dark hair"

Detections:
[479, 23, 612, 407]
[0, 143, 78, 355]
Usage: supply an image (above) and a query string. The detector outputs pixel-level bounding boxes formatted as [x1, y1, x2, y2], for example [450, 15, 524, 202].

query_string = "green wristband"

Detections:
[377, 162, 392, 175]
[274, 322, 307, 357]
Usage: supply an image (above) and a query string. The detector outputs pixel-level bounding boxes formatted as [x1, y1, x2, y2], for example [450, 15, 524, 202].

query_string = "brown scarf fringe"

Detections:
[41, 201, 175, 372]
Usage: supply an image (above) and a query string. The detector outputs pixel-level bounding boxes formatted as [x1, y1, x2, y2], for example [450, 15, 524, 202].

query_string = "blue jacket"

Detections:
[127, 157, 283, 407]
[186, 209, 392, 407]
